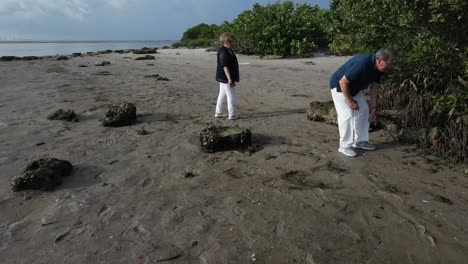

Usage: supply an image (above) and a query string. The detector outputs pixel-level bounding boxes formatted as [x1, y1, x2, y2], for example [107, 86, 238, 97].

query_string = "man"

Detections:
[330, 48, 397, 157]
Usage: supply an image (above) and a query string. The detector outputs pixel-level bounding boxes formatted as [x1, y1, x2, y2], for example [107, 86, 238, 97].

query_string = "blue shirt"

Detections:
[330, 54, 383, 96]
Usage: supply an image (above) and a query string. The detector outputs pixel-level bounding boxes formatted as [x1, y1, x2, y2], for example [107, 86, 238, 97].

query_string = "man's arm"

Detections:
[369, 82, 379, 122]
[339, 76, 359, 110]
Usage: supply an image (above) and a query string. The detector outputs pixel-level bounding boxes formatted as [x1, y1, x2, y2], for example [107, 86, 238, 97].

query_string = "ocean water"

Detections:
[0, 40, 175, 57]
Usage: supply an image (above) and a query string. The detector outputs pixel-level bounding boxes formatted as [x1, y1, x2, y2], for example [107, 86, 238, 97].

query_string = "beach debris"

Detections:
[135, 55, 155, 60]
[95, 61, 110, 66]
[47, 109, 79, 122]
[55, 55, 69, 61]
[184, 169, 197, 178]
[0, 56, 21, 61]
[136, 127, 150, 135]
[306, 101, 337, 125]
[87, 52, 95, 56]
[200, 125, 252, 153]
[72, 53, 82, 57]
[144, 74, 170, 81]
[11, 158, 73, 192]
[132, 47, 158, 54]
[303, 61, 316, 65]
[78, 64, 89, 67]
[91, 71, 113, 76]
[114, 49, 125, 54]
[102, 102, 137, 127]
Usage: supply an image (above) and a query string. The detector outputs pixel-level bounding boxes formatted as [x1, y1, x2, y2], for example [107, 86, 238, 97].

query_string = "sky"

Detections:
[0, 0, 330, 41]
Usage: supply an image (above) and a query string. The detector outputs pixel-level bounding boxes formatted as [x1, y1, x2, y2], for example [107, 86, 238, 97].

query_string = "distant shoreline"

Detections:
[0, 40, 175, 44]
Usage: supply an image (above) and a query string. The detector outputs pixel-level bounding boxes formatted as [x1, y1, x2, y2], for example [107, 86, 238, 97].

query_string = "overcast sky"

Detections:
[0, 0, 330, 41]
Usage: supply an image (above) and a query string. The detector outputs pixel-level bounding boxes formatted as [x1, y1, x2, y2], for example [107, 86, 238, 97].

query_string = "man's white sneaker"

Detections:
[215, 113, 225, 118]
[228, 115, 237, 120]
[338, 147, 357, 157]
[353, 141, 376, 151]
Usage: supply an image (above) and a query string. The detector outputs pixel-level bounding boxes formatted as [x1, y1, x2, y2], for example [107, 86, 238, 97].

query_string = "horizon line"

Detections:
[0, 40, 177, 43]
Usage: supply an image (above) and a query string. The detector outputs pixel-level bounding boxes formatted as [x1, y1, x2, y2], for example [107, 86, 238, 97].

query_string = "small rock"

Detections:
[95, 61, 110, 66]
[102, 102, 137, 127]
[55, 55, 69, 61]
[47, 109, 79, 122]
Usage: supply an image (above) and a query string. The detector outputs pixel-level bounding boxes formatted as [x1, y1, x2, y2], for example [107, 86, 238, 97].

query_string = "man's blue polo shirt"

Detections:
[330, 54, 383, 96]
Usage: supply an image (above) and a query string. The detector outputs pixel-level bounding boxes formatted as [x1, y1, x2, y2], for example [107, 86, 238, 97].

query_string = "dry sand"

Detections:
[0, 48, 467, 264]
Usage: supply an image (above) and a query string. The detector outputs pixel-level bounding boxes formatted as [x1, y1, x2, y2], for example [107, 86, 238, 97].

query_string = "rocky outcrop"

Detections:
[102, 102, 137, 127]
[11, 158, 73, 192]
[0, 56, 21, 61]
[47, 109, 79, 122]
[200, 126, 252, 153]
[22, 56, 40, 60]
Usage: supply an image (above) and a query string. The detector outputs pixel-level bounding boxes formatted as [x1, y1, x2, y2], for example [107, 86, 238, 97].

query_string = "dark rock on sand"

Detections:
[306, 101, 338, 125]
[47, 109, 79, 122]
[95, 61, 110, 66]
[11, 158, 73, 192]
[162, 46, 170, 49]
[132, 47, 158, 54]
[114, 50, 125, 54]
[55, 55, 69, 61]
[1, 56, 21, 61]
[135, 55, 155, 60]
[144, 74, 169, 81]
[200, 126, 252, 153]
[72, 53, 82, 57]
[87, 52, 95, 56]
[96, 50, 113, 55]
[103, 102, 137, 127]
[22, 56, 40, 60]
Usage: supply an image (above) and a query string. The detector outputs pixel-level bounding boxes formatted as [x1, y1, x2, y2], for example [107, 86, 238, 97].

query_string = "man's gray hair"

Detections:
[376, 48, 398, 61]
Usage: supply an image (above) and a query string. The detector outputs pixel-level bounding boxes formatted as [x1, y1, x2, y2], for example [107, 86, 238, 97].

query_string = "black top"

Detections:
[216, 46, 239, 83]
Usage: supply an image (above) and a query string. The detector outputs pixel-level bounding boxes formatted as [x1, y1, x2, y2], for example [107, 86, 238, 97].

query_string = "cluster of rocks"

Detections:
[95, 61, 110, 66]
[144, 74, 169, 81]
[306, 100, 441, 146]
[0, 47, 163, 62]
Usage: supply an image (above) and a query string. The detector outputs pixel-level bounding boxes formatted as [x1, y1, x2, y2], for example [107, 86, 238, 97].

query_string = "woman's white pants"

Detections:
[215, 82, 236, 118]
[330, 88, 369, 148]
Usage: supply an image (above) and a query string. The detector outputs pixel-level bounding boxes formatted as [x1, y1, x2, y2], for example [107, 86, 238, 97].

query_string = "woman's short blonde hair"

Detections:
[220, 32, 235, 45]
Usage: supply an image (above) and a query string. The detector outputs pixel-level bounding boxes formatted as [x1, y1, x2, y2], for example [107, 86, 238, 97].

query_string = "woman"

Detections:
[215, 32, 239, 120]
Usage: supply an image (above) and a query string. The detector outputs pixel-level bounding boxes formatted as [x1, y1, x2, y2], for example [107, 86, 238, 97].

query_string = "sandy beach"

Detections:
[1, 48, 467, 263]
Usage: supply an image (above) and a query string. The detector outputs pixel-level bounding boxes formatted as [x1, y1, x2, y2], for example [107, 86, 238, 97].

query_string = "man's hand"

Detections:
[369, 108, 377, 123]
[347, 99, 359, 111]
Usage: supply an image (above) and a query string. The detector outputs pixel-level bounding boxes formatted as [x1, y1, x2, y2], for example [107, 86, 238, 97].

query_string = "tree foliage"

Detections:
[173, 23, 220, 48]
[220, 2, 329, 57]
[328, 0, 467, 84]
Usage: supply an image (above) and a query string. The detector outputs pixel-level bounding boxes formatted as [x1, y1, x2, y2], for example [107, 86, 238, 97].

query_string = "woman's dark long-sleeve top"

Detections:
[216, 46, 239, 83]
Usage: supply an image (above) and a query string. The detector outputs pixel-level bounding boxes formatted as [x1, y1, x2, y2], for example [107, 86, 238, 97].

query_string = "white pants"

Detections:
[331, 88, 369, 148]
[215, 82, 236, 118]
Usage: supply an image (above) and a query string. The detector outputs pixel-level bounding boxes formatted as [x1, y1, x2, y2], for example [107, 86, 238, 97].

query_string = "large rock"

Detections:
[200, 126, 252, 153]
[306, 101, 338, 125]
[102, 102, 137, 127]
[47, 109, 79, 122]
[22, 56, 40, 61]
[12, 158, 73, 192]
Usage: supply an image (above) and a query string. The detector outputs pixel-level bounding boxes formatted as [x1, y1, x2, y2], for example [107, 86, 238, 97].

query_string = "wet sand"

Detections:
[0, 48, 467, 263]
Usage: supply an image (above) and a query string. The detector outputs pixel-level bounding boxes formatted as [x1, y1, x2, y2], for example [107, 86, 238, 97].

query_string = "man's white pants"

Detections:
[215, 82, 236, 118]
[331, 88, 369, 148]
